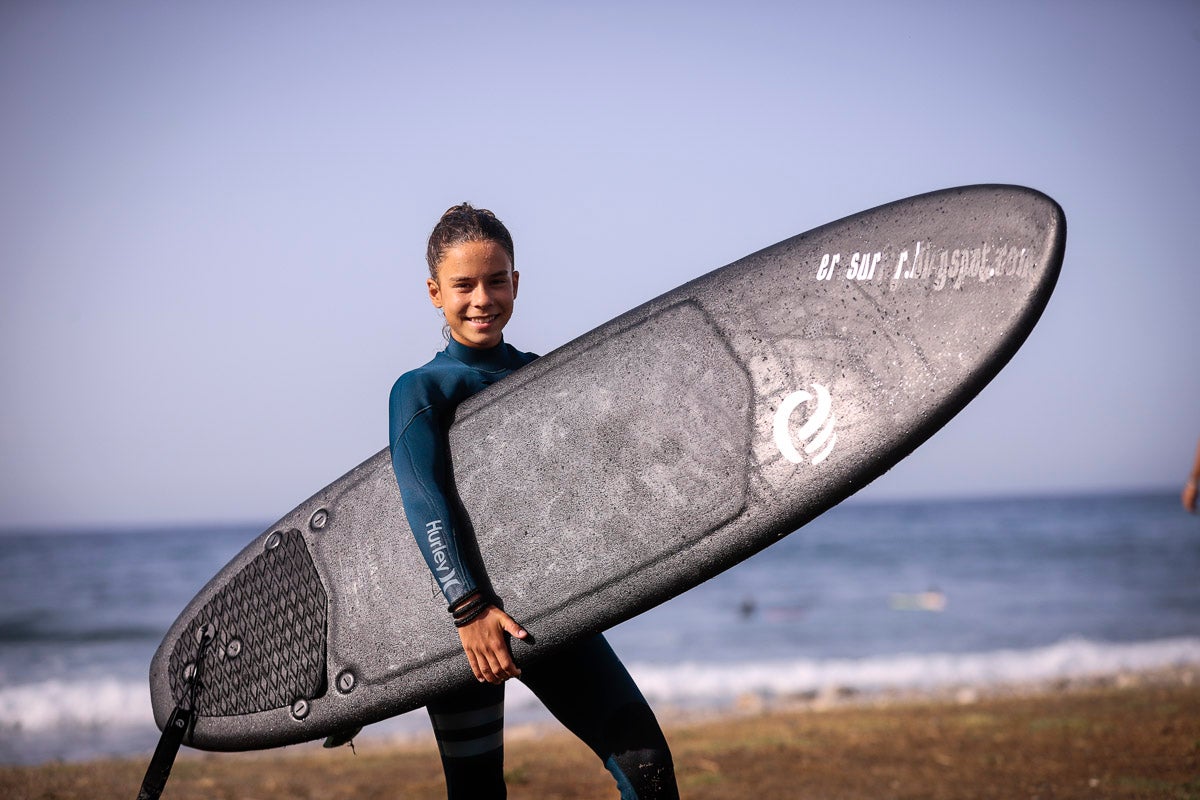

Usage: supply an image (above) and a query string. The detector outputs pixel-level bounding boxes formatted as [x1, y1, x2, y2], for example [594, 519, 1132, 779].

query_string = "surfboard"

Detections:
[149, 185, 1065, 751]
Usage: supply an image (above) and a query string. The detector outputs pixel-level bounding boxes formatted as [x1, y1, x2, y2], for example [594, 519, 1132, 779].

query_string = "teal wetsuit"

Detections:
[389, 338, 678, 800]
[389, 337, 536, 609]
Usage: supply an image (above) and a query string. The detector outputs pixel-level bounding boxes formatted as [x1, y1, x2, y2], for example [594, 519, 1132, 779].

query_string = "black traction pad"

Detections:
[168, 529, 327, 716]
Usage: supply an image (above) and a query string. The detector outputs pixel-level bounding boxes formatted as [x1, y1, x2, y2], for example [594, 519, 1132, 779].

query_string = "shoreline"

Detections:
[3, 667, 1197, 799]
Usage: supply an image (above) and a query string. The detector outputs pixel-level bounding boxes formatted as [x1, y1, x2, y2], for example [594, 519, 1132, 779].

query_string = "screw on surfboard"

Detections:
[135, 623, 214, 800]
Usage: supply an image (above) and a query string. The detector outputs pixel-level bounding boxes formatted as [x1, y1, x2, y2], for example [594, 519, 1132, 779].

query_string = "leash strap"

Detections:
[135, 628, 211, 800]
[135, 704, 194, 800]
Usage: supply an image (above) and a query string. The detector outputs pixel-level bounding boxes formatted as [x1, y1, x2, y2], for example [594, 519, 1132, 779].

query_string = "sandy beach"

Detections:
[3, 671, 1196, 800]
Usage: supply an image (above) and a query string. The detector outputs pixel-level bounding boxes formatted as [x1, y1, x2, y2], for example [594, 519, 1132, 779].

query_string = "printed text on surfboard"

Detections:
[815, 242, 1038, 291]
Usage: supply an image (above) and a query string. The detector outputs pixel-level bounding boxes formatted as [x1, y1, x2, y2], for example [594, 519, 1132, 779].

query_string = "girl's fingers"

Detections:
[457, 606, 525, 683]
[500, 614, 528, 640]
[466, 651, 484, 682]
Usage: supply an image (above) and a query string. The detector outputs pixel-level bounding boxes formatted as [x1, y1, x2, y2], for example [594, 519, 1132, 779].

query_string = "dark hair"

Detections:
[425, 203, 515, 279]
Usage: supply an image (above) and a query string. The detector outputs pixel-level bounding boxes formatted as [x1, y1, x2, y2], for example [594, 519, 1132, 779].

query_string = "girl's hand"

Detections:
[457, 605, 528, 684]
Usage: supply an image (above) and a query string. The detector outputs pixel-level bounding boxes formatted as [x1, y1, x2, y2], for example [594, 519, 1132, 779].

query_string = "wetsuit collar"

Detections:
[444, 337, 514, 371]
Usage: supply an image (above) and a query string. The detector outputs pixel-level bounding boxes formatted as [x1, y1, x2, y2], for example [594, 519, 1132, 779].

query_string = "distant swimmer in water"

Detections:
[890, 588, 947, 612]
[1183, 437, 1200, 514]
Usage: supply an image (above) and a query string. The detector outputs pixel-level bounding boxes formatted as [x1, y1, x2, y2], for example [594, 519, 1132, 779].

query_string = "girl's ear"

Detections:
[427, 277, 444, 309]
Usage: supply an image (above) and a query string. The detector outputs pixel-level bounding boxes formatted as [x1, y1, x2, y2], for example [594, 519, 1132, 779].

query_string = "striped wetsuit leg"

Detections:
[521, 634, 679, 800]
[427, 681, 506, 799]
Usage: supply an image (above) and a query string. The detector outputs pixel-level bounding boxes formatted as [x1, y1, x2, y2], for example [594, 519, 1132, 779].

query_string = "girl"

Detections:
[388, 204, 679, 799]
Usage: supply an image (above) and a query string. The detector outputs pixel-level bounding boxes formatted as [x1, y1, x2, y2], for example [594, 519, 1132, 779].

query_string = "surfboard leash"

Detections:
[135, 624, 213, 800]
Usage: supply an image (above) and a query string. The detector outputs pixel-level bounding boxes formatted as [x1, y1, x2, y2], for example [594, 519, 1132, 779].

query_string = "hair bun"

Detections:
[426, 203, 515, 278]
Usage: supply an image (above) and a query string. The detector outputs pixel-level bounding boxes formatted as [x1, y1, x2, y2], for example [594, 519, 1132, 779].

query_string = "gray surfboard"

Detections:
[149, 185, 1065, 751]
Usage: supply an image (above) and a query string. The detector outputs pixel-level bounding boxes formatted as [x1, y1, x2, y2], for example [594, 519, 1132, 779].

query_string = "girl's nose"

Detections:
[471, 285, 494, 306]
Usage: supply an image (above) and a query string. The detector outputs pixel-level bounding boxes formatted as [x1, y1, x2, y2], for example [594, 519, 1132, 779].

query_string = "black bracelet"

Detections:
[453, 603, 490, 627]
[450, 592, 488, 619]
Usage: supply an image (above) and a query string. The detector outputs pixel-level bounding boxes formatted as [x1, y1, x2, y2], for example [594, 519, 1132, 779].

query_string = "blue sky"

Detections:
[3, 1, 1198, 527]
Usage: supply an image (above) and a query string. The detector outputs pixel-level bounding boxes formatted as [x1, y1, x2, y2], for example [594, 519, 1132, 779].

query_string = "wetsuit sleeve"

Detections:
[389, 374, 478, 608]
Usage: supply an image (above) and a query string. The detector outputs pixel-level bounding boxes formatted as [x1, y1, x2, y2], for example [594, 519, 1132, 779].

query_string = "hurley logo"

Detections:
[425, 520, 463, 593]
[773, 384, 837, 466]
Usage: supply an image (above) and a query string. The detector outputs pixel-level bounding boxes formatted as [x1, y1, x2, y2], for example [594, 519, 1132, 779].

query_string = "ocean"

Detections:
[1, 491, 1198, 765]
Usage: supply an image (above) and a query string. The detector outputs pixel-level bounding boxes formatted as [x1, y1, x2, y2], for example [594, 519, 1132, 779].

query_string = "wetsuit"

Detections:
[389, 338, 678, 800]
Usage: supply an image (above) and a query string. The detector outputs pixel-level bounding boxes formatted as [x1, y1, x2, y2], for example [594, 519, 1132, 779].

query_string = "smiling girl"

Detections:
[387, 204, 679, 799]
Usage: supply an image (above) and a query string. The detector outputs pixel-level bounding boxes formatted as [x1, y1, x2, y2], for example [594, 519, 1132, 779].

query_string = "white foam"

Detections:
[2, 637, 1198, 762]
[0, 677, 154, 732]
[625, 636, 1200, 706]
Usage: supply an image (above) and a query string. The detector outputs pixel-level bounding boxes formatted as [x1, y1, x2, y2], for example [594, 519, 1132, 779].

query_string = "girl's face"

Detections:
[427, 239, 519, 349]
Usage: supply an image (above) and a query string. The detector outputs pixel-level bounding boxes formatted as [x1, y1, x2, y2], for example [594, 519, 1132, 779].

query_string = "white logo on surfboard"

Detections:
[773, 385, 837, 465]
